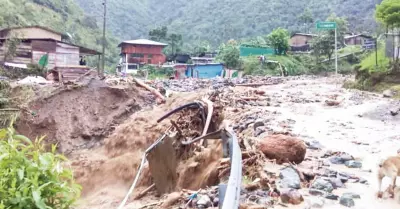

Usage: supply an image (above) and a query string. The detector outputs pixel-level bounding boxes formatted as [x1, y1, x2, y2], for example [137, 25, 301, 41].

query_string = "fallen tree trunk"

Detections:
[133, 77, 166, 103]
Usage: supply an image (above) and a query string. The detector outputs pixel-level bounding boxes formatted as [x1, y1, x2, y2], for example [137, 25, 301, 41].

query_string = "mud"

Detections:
[16, 79, 152, 153]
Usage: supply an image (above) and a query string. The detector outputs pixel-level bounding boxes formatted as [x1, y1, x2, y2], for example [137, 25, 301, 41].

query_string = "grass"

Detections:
[359, 45, 389, 73]
[338, 45, 363, 55]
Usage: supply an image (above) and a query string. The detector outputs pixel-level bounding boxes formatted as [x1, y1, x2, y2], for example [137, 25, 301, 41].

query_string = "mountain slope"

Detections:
[0, 0, 119, 69]
[75, 0, 382, 47]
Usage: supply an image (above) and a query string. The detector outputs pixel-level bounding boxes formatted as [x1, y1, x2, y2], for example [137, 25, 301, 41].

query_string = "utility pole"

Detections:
[375, 37, 378, 67]
[335, 28, 338, 75]
[101, 0, 107, 77]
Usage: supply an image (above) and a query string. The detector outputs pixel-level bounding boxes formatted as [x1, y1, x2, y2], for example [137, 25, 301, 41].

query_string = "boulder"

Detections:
[258, 135, 307, 164]
[280, 188, 304, 205]
[345, 160, 362, 168]
[383, 89, 394, 98]
[310, 178, 334, 193]
[279, 166, 301, 189]
[339, 193, 356, 207]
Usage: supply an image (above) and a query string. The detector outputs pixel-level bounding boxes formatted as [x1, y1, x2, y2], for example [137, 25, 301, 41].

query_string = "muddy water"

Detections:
[258, 77, 399, 208]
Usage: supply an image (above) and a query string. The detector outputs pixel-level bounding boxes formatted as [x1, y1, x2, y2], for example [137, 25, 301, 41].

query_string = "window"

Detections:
[148, 54, 153, 58]
[131, 53, 144, 58]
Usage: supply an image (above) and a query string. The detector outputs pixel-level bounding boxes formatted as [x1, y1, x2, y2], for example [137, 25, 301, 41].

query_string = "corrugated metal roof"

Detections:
[118, 39, 168, 47]
[291, 33, 318, 38]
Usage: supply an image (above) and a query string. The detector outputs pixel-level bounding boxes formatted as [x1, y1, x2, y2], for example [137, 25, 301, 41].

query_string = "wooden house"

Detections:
[344, 34, 373, 46]
[290, 33, 317, 46]
[0, 26, 101, 82]
[118, 39, 167, 73]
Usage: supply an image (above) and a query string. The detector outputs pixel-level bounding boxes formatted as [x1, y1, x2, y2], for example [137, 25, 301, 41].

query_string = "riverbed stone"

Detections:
[279, 166, 301, 189]
[345, 160, 362, 168]
[310, 178, 334, 193]
[339, 193, 356, 207]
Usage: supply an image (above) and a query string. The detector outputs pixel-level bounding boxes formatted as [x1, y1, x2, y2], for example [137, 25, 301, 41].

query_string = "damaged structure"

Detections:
[0, 26, 101, 82]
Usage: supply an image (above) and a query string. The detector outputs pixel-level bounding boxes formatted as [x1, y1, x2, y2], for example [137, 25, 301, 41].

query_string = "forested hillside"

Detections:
[75, 0, 382, 47]
[0, 0, 120, 69]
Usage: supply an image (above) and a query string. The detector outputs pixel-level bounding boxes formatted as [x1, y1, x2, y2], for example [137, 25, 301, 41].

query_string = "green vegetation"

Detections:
[0, 0, 120, 71]
[343, 0, 400, 92]
[0, 125, 81, 208]
[216, 40, 241, 69]
[75, 0, 379, 48]
[267, 28, 289, 55]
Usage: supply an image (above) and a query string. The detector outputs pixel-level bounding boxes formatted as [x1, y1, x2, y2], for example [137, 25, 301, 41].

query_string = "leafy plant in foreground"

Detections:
[0, 126, 81, 209]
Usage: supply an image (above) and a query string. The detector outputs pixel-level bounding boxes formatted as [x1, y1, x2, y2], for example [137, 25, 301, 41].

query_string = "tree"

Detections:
[311, 34, 335, 62]
[193, 41, 211, 56]
[326, 14, 349, 47]
[168, 33, 183, 55]
[298, 8, 314, 33]
[375, 0, 400, 29]
[149, 26, 168, 42]
[376, 0, 400, 63]
[216, 39, 241, 69]
[267, 28, 290, 55]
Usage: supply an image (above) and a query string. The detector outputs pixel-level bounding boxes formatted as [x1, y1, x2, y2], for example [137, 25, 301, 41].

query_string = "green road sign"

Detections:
[316, 22, 337, 30]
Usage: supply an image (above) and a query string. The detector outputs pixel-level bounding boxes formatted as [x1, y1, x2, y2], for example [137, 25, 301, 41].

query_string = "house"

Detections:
[0, 26, 101, 82]
[289, 33, 317, 52]
[191, 57, 215, 64]
[172, 63, 224, 79]
[344, 34, 373, 46]
[118, 39, 168, 74]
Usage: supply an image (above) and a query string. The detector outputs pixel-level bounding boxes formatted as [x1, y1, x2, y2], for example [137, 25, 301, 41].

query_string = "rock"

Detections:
[256, 197, 273, 205]
[308, 197, 325, 208]
[308, 140, 324, 150]
[197, 195, 212, 207]
[326, 178, 344, 189]
[280, 188, 304, 205]
[359, 178, 368, 184]
[339, 194, 355, 207]
[309, 189, 326, 196]
[254, 126, 266, 137]
[329, 153, 354, 165]
[258, 135, 307, 164]
[213, 197, 219, 207]
[390, 108, 399, 116]
[383, 89, 394, 98]
[310, 179, 334, 193]
[342, 192, 361, 199]
[279, 166, 301, 189]
[161, 192, 182, 208]
[324, 193, 339, 200]
[345, 161, 362, 168]
[253, 119, 265, 131]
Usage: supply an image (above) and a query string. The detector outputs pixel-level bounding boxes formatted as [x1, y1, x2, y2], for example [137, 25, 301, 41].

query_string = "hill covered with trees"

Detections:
[75, 0, 382, 47]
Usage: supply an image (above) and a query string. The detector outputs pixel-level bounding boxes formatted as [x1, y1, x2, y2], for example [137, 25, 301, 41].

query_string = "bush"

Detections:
[0, 126, 81, 209]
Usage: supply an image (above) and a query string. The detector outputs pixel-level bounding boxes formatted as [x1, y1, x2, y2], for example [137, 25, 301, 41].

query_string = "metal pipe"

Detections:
[157, 102, 206, 125]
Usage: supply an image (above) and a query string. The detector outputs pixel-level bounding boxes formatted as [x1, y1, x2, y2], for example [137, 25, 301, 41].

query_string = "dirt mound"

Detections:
[16, 80, 152, 153]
